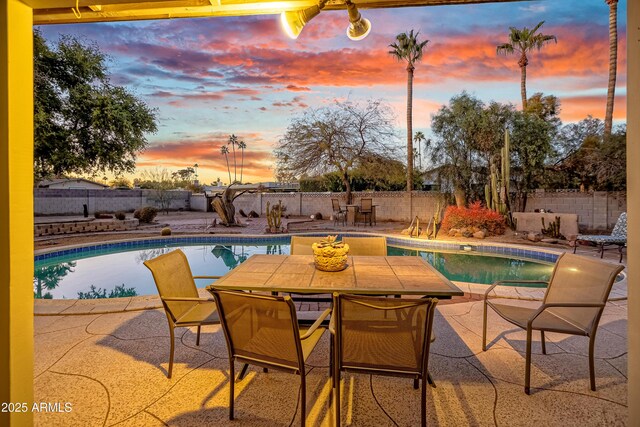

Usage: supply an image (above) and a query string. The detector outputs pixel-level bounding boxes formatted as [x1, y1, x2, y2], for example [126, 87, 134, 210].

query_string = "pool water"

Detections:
[34, 240, 554, 299]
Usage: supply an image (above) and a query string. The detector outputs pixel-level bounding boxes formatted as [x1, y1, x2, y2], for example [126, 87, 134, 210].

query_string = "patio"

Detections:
[33, 288, 627, 426]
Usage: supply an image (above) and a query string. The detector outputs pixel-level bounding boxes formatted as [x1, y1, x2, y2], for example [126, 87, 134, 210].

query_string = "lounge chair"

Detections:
[331, 294, 438, 427]
[341, 236, 387, 256]
[574, 212, 626, 262]
[144, 249, 221, 378]
[482, 253, 624, 394]
[209, 289, 330, 425]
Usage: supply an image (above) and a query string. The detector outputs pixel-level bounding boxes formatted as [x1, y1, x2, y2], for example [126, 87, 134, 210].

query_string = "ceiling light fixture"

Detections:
[280, 0, 327, 39]
[345, 0, 371, 41]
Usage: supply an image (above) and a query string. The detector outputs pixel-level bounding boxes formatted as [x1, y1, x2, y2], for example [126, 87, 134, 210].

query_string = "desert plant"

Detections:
[441, 201, 506, 236]
[541, 216, 563, 239]
[138, 206, 158, 223]
[314, 212, 323, 220]
[161, 227, 172, 236]
[266, 200, 284, 232]
[115, 211, 126, 220]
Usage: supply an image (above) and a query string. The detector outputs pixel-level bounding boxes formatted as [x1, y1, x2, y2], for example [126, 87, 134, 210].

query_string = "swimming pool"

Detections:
[34, 236, 557, 299]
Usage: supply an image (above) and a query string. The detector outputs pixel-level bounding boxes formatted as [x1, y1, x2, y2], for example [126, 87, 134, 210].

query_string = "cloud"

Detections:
[559, 94, 626, 122]
[519, 4, 547, 13]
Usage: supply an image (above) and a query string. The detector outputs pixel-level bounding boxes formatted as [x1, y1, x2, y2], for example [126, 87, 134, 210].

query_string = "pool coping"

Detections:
[33, 233, 627, 316]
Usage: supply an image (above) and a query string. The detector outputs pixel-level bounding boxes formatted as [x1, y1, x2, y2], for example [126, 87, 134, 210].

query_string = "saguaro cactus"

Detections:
[485, 129, 514, 228]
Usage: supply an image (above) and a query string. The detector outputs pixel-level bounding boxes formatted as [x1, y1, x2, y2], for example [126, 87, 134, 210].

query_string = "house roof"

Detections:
[28, 0, 530, 25]
[37, 178, 109, 188]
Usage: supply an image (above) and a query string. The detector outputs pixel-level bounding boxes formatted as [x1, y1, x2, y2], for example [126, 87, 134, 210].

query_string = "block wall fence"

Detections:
[35, 189, 626, 230]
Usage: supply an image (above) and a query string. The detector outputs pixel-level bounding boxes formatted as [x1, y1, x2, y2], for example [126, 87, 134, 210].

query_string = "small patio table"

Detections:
[206, 255, 464, 298]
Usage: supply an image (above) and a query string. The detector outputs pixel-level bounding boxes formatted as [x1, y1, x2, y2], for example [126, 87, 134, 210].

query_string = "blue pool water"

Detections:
[34, 237, 556, 299]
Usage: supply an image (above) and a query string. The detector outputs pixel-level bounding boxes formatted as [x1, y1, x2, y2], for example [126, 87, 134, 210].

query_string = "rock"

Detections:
[238, 209, 248, 217]
[473, 231, 485, 239]
[462, 230, 473, 238]
[248, 210, 259, 218]
[448, 229, 459, 237]
[527, 232, 542, 242]
[541, 238, 558, 244]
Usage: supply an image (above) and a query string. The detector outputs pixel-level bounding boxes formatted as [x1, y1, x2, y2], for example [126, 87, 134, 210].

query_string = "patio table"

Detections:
[206, 255, 464, 298]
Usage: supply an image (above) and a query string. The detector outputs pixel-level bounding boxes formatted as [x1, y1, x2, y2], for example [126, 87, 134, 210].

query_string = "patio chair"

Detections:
[574, 212, 626, 262]
[342, 236, 387, 256]
[331, 293, 438, 427]
[332, 198, 347, 226]
[290, 235, 322, 255]
[482, 253, 624, 394]
[209, 289, 330, 425]
[143, 249, 221, 378]
[357, 198, 373, 226]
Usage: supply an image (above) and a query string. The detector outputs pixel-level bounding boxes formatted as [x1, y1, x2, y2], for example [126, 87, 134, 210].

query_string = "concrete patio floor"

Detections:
[34, 293, 628, 426]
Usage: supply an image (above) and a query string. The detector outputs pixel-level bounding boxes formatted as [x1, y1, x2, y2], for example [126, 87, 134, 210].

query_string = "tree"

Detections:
[220, 145, 231, 185]
[34, 30, 157, 180]
[34, 262, 76, 299]
[275, 99, 397, 204]
[238, 140, 247, 183]
[497, 21, 557, 110]
[109, 176, 132, 188]
[211, 135, 251, 226]
[140, 168, 179, 214]
[413, 131, 426, 170]
[604, 0, 619, 138]
[389, 30, 429, 192]
[509, 111, 553, 211]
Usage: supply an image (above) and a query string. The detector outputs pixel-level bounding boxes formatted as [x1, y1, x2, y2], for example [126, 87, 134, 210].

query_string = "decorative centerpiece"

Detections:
[312, 235, 350, 272]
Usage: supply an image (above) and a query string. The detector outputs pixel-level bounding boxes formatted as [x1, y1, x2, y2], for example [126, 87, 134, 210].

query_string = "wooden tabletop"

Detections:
[206, 255, 464, 297]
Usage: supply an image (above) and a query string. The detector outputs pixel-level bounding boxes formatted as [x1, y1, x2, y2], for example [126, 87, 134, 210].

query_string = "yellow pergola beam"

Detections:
[0, 0, 34, 425]
[30, 0, 530, 24]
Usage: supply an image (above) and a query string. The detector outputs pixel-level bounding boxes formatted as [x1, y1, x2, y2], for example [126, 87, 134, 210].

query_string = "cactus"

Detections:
[541, 216, 563, 239]
[266, 200, 283, 232]
[486, 129, 515, 229]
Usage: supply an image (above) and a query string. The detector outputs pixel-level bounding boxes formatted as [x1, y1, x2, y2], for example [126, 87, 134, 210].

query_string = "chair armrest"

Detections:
[162, 297, 214, 303]
[484, 280, 549, 299]
[300, 308, 332, 340]
[328, 312, 336, 335]
[193, 275, 222, 280]
[527, 302, 606, 328]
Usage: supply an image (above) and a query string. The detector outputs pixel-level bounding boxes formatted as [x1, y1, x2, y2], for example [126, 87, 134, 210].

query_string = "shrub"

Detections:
[138, 206, 158, 223]
[314, 212, 323, 220]
[441, 201, 506, 236]
[115, 211, 126, 220]
[161, 227, 172, 236]
[94, 211, 113, 219]
[133, 209, 141, 219]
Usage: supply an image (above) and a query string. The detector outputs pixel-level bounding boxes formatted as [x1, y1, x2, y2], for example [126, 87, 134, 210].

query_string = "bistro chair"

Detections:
[209, 289, 330, 426]
[342, 236, 387, 256]
[357, 198, 374, 226]
[483, 253, 624, 394]
[331, 293, 438, 427]
[144, 249, 221, 378]
[332, 198, 347, 226]
[290, 235, 322, 255]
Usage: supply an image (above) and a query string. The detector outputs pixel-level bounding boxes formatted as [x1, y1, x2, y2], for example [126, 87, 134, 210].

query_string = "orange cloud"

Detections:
[559, 94, 626, 122]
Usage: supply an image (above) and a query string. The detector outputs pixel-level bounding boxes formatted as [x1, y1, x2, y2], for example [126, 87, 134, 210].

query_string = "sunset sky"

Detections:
[37, 0, 628, 185]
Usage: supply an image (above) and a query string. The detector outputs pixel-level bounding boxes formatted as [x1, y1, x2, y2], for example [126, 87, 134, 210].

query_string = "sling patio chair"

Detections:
[209, 289, 331, 426]
[341, 236, 387, 256]
[357, 198, 374, 226]
[332, 198, 347, 226]
[482, 253, 624, 394]
[330, 293, 438, 427]
[290, 235, 322, 255]
[574, 212, 626, 262]
[144, 249, 221, 378]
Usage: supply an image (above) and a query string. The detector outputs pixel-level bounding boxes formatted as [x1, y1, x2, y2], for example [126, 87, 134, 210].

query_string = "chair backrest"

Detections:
[611, 212, 627, 238]
[332, 199, 342, 213]
[360, 198, 373, 213]
[143, 249, 199, 321]
[334, 294, 437, 376]
[290, 236, 322, 255]
[543, 253, 624, 333]
[210, 290, 303, 371]
[342, 236, 387, 256]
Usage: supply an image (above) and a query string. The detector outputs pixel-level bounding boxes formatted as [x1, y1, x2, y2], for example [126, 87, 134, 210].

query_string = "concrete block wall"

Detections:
[526, 190, 627, 230]
[189, 194, 208, 212]
[34, 189, 191, 215]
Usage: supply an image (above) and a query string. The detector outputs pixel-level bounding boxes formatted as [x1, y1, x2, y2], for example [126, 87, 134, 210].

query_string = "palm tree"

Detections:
[497, 21, 557, 110]
[237, 139, 247, 183]
[604, 0, 618, 138]
[229, 134, 238, 182]
[389, 30, 429, 191]
[220, 145, 231, 185]
[413, 131, 426, 170]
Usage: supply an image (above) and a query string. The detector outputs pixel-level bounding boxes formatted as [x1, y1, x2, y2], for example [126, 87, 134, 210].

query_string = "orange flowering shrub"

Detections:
[441, 201, 506, 236]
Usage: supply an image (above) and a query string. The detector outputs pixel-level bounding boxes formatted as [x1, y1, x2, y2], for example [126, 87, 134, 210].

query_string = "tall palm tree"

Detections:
[220, 144, 231, 185]
[413, 131, 426, 170]
[497, 21, 557, 110]
[389, 30, 429, 192]
[604, 0, 618, 138]
[229, 134, 238, 182]
[238, 140, 247, 183]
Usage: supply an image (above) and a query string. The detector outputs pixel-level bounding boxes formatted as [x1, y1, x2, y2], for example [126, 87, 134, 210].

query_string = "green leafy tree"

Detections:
[389, 30, 429, 192]
[496, 21, 557, 110]
[109, 176, 132, 188]
[34, 30, 157, 180]
[275, 99, 397, 204]
[33, 262, 76, 299]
